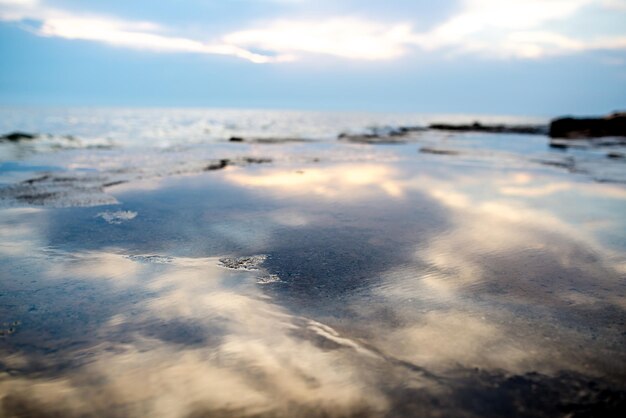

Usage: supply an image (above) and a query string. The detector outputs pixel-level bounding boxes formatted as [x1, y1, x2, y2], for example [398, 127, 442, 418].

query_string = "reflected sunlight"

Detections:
[225, 164, 406, 198]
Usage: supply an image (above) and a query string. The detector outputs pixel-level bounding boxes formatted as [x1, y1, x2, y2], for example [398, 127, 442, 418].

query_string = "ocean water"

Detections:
[0, 108, 625, 417]
[0, 107, 548, 148]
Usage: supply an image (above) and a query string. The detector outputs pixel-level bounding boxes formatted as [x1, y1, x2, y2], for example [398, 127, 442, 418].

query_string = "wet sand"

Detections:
[1, 110, 625, 417]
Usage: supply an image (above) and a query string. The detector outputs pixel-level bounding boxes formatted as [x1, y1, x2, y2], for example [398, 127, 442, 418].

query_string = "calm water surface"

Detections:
[1, 108, 625, 417]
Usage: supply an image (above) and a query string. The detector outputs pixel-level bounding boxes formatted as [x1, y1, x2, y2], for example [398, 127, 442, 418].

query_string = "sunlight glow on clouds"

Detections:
[1, 0, 626, 63]
[411, 0, 626, 58]
[38, 17, 282, 63]
[0, 0, 286, 63]
[222, 18, 413, 60]
[602, 0, 626, 10]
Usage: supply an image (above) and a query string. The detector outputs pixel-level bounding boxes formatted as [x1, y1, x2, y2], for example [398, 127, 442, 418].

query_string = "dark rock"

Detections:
[0, 132, 37, 142]
[549, 112, 626, 138]
[22, 175, 51, 184]
[102, 180, 128, 188]
[428, 122, 546, 135]
[204, 157, 272, 171]
[242, 157, 272, 164]
[251, 137, 307, 144]
[338, 133, 408, 144]
[607, 152, 625, 159]
[419, 147, 461, 156]
[338, 133, 375, 141]
[229, 136, 307, 144]
[535, 157, 576, 171]
[338, 126, 426, 144]
[218, 255, 267, 271]
[394, 126, 427, 135]
[205, 159, 230, 171]
[14, 191, 60, 204]
[549, 141, 569, 149]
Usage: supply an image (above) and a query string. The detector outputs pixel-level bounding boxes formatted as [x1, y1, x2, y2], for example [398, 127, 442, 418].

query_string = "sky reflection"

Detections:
[1, 131, 626, 416]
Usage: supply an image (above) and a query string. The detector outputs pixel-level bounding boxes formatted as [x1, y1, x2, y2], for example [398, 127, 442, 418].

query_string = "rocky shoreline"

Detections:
[549, 112, 626, 139]
[4, 112, 624, 148]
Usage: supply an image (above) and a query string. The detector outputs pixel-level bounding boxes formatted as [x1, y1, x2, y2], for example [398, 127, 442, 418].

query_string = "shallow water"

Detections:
[1, 108, 625, 417]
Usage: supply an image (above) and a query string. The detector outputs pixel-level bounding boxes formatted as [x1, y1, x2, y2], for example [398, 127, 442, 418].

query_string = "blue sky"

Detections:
[1, 0, 625, 115]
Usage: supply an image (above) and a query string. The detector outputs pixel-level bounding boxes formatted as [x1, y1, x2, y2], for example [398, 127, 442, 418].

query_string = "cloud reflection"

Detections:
[225, 164, 405, 198]
[2, 156, 626, 416]
[0, 218, 389, 416]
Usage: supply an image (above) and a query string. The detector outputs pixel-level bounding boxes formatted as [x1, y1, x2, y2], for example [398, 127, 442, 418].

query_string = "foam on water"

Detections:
[0, 107, 548, 149]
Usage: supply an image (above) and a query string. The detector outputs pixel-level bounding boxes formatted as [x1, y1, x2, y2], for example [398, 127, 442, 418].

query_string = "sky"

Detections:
[0, 0, 625, 115]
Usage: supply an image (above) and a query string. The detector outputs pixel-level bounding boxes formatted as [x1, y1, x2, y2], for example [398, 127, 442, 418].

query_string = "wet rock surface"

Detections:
[205, 157, 273, 171]
[218, 255, 268, 271]
[338, 133, 410, 144]
[428, 122, 547, 135]
[0, 132, 37, 142]
[229, 136, 309, 144]
[419, 147, 461, 156]
[608, 152, 625, 159]
[125, 254, 174, 264]
[1, 109, 626, 418]
[338, 126, 427, 144]
[431, 370, 626, 418]
[550, 112, 626, 139]
[0, 172, 121, 207]
[0, 156, 273, 207]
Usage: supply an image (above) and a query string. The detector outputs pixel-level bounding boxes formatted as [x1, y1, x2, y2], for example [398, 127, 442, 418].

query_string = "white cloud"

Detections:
[216, 0, 626, 60]
[222, 18, 413, 60]
[1, 0, 626, 62]
[0, 0, 35, 6]
[37, 16, 282, 63]
[0, 0, 37, 20]
[406, 0, 626, 58]
[0, 0, 287, 63]
[602, 0, 626, 10]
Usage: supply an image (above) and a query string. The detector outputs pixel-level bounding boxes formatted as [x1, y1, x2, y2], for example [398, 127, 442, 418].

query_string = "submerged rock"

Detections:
[242, 157, 272, 164]
[204, 159, 230, 171]
[420, 147, 461, 156]
[0, 172, 120, 207]
[0, 155, 274, 208]
[97, 210, 137, 224]
[256, 274, 282, 284]
[548, 141, 571, 149]
[549, 112, 626, 138]
[204, 157, 272, 171]
[534, 156, 578, 172]
[392, 126, 427, 135]
[338, 133, 408, 144]
[428, 122, 546, 135]
[126, 255, 173, 264]
[0, 132, 37, 142]
[218, 255, 267, 271]
[338, 126, 426, 144]
[229, 136, 307, 144]
[549, 137, 626, 149]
